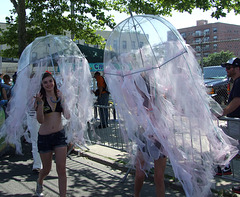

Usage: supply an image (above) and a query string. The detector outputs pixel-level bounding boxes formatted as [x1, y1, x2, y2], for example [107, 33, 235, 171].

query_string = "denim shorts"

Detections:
[139, 135, 166, 158]
[38, 129, 67, 153]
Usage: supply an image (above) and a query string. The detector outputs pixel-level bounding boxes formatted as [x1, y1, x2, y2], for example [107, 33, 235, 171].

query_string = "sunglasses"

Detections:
[226, 65, 234, 70]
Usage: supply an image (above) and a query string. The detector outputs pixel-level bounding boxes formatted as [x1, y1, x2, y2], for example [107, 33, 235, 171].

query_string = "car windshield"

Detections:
[203, 66, 227, 79]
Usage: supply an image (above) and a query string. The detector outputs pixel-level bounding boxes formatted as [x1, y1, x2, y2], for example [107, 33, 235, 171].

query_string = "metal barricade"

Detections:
[88, 103, 126, 151]
[217, 116, 240, 182]
[88, 105, 240, 183]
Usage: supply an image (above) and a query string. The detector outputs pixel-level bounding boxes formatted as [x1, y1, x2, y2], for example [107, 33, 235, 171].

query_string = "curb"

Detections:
[73, 147, 237, 196]
[74, 148, 185, 195]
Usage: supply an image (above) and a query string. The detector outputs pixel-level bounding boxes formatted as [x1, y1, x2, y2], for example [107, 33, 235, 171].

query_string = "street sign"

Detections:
[89, 63, 104, 72]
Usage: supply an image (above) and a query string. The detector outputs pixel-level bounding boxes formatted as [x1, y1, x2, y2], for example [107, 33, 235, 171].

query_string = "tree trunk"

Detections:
[17, 0, 26, 58]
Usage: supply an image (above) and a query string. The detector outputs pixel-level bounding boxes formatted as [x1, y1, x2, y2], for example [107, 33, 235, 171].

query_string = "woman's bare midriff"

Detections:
[39, 112, 63, 135]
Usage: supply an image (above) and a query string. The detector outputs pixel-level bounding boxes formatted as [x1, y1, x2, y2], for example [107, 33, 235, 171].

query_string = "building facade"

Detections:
[178, 20, 240, 60]
[2, 20, 240, 74]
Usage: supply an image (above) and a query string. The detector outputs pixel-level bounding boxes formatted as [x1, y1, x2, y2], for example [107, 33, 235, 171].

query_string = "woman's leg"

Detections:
[55, 146, 67, 197]
[154, 156, 167, 197]
[38, 151, 53, 185]
[134, 151, 146, 197]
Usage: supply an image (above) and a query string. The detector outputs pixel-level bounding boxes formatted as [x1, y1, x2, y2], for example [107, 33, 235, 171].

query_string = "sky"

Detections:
[1, 1, 240, 29]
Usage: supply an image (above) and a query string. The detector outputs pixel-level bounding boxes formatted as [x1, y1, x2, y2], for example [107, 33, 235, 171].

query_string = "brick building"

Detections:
[178, 20, 240, 60]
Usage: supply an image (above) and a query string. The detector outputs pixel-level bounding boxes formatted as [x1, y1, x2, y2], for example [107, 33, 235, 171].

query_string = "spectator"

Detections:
[93, 72, 109, 129]
[0, 73, 4, 83]
[3, 74, 12, 100]
[221, 57, 240, 194]
[3, 74, 11, 86]
[0, 83, 7, 124]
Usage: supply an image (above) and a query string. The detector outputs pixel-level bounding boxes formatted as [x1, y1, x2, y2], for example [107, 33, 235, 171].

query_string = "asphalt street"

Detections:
[0, 142, 185, 197]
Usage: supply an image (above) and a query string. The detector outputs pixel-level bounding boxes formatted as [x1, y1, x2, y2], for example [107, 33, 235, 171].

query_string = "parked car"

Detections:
[203, 66, 229, 105]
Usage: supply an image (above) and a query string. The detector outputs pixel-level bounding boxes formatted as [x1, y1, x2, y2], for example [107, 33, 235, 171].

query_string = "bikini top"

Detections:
[43, 98, 63, 114]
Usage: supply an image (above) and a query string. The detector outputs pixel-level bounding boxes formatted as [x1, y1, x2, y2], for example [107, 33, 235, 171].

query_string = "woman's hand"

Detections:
[57, 90, 63, 100]
[34, 93, 44, 123]
[34, 93, 43, 104]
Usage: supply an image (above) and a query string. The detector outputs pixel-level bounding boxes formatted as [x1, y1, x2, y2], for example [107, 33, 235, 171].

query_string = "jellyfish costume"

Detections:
[0, 35, 93, 154]
[104, 15, 238, 197]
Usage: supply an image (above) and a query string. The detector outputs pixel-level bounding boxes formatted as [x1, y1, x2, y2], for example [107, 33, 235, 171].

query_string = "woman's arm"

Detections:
[34, 93, 44, 124]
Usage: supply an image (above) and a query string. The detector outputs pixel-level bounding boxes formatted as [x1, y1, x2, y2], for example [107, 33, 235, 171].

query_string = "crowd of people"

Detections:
[1, 56, 240, 197]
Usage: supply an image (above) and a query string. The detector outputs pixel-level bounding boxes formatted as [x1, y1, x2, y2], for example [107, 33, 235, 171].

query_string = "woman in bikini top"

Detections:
[43, 98, 63, 114]
[35, 72, 69, 135]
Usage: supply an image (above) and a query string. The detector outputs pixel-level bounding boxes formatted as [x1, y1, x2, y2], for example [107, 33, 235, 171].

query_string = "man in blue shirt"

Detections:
[222, 57, 240, 194]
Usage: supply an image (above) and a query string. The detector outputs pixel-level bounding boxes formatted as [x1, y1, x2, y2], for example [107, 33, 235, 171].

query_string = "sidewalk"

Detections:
[76, 143, 240, 197]
[0, 141, 240, 196]
[0, 142, 185, 197]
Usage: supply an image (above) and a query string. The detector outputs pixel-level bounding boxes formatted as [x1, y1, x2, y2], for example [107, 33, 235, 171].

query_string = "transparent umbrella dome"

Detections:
[18, 34, 83, 74]
[1, 34, 93, 154]
[103, 15, 239, 197]
[104, 15, 187, 76]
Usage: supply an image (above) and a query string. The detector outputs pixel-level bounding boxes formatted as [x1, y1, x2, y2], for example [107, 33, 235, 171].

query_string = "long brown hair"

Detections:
[40, 72, 58, 101]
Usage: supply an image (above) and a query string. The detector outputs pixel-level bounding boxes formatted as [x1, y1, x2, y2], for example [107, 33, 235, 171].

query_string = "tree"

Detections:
[1, 0, 240, 58]
[202, 50, 234, 66]
[10, 0, 26, 58]
[1, 0, 117, 58]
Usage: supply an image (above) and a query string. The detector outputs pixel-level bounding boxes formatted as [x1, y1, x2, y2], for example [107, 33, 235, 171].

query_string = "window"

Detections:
[181, 32, 186, 38]
[204, 29, 210, 36]
[113, 40, 118, 49]
[196, 53, 201, 57]
[213, 44, 218, 50]
[213, 36, 218, 41]
[195, 30, 202, 36]
[139, 42, 144, 48]
[203, 37, 209, 43]
[195, 38, 202, 44]
[203, 45, 210, 51]
[195, 46, 201, 52]
[204, 53, 209, 57]
[131, 41, 136, 49]
[213, 27, 217, 33]
[122, 40, 127, 49]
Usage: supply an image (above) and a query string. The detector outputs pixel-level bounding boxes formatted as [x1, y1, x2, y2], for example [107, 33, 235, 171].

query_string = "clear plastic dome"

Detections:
[104, 15, 238, 197]
[1, 35, 93, 155]
[104, 15, 187, 76]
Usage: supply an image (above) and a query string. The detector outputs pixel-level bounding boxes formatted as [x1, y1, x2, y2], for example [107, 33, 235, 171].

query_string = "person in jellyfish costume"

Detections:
[103, 15, 239, 197]
[0, 35, 93, 155]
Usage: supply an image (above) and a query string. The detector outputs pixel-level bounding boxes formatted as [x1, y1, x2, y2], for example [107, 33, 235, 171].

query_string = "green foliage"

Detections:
[110, 0, 240, 18]
[202, 50, 234, 67]
[1, 0, 117, 57]
[0, 0, 240, 57]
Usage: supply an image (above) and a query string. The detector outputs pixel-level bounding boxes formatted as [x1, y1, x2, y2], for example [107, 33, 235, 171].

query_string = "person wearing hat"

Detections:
[221, 57, 240, 194]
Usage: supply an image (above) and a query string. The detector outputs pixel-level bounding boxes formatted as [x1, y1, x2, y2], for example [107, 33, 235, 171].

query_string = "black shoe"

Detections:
[216, 165, 232, 176]
[216, 166, 222, 176]
[232, 186, 240, 194]
[32, 168, 40, 174]
[97, 125, 107, 129]
[222, 166, 232, 175]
